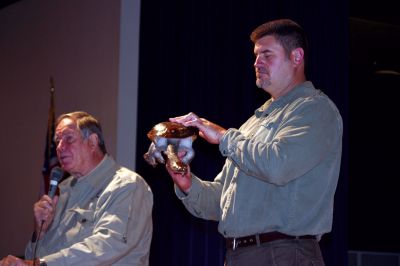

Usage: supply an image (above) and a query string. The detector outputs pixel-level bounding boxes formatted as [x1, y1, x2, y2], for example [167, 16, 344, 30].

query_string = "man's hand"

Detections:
[169, 112, 226, 144]
[33, 195, 58, 239]
[165, 152, 192, 194]
[0, 255, 37, 266]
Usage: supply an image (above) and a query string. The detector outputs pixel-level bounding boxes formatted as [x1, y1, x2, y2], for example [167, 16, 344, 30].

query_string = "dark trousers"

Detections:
[225, 238, 325, 266]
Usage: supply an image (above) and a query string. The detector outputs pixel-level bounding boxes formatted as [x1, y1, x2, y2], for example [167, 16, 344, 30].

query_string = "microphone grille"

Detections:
[50, 166, 64, 182]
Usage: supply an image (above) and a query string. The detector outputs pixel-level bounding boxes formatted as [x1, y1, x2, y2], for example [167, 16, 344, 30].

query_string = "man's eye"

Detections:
[54, 134, 76, 145]
[65, 136, 75, 143]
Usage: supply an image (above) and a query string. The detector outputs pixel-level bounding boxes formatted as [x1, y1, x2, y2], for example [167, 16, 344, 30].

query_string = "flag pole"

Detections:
[46, 77, 55, 163]
[41, 77, 59, 196]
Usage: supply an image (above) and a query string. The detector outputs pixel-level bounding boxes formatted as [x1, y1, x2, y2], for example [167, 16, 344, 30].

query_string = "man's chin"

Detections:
[59, 163, 72, 173]
[256, 81, 270, 89]
[256, 80, 270, 89]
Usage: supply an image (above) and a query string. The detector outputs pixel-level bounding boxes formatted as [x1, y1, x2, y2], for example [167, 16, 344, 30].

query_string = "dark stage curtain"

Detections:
[136, 1, 349, 265]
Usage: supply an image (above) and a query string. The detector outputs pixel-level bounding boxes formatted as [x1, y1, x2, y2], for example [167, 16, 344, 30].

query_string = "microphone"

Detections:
[33, 167, 63, 266]
[47, 166, 64, 199]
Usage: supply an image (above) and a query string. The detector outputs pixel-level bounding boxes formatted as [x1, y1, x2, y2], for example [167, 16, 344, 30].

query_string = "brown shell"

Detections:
[147, 121, 199, 140]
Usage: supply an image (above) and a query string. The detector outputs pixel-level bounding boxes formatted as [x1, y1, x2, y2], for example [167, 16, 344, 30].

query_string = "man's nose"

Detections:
[254, 55, 263, 67]
[56, 139, 65, 151]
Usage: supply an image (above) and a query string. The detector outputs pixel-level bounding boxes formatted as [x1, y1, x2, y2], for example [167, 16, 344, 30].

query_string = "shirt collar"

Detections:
[255, 81, 316, 117]
[73, 154, 116, 189]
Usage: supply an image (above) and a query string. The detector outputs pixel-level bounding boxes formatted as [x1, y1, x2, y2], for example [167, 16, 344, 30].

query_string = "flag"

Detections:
[40, 77, 60, 196]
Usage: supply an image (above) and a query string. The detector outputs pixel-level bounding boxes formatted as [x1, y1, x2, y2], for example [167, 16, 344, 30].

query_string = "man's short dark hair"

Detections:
[250, 19, 308, 65]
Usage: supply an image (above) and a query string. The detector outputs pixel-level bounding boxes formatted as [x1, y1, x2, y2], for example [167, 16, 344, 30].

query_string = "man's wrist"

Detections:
[39, 258, 47, 266]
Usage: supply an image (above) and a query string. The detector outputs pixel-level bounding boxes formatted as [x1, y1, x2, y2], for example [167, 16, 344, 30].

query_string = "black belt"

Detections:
[226, 231, 316, 250]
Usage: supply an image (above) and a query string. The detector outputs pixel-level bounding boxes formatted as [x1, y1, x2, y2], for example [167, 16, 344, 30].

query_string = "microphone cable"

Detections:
[32, 220, 45, 266]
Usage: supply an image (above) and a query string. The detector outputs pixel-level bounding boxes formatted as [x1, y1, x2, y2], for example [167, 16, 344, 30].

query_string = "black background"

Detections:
[349, 0, 400, 254]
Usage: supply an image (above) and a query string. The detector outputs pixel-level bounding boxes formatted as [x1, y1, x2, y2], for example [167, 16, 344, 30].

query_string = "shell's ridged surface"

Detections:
[147, 121, 199, 140]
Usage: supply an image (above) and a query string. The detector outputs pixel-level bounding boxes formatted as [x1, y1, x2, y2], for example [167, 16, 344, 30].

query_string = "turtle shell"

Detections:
[147, 121, 199, 140]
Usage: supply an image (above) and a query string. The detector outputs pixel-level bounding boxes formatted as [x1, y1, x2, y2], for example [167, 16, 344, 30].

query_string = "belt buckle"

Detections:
[232, 238, 237, 250]
[232, 238, 242, 250]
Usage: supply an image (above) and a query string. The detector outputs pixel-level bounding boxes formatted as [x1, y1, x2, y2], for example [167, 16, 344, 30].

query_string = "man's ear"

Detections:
[292, 48, 304, 65]
[88, 133, 99, 150]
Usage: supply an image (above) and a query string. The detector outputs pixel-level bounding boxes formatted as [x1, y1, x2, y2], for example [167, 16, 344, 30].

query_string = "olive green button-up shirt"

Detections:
[25, 155, 153, 266]
[177, 81, 343, 239]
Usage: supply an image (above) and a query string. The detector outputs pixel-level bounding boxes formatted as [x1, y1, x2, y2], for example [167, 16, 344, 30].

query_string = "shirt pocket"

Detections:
[253, 120, 275, 142]
[67, 208, 95, 240]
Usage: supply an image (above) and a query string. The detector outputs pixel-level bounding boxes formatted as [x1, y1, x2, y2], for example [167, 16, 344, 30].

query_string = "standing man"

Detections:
[164, 19, 342, 265]
[1, 111, 153, 266]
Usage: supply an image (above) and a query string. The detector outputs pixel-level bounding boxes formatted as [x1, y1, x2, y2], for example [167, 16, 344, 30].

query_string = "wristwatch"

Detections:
[39, 258, 47, 266]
